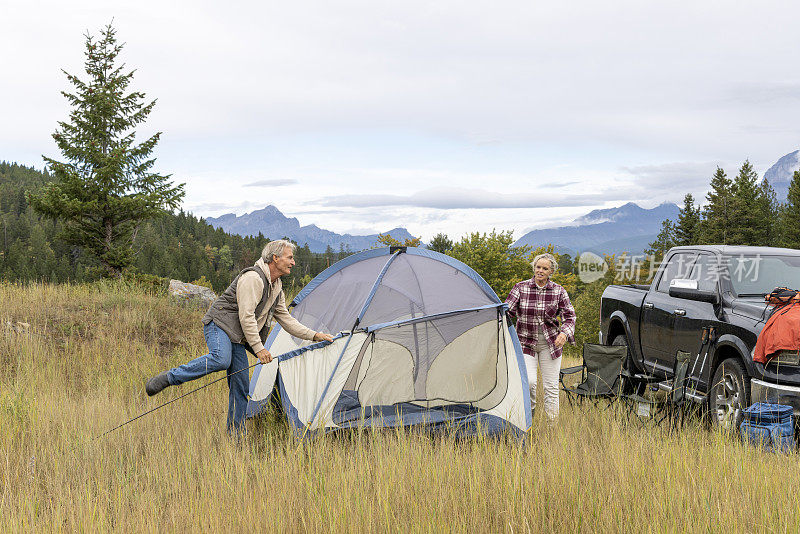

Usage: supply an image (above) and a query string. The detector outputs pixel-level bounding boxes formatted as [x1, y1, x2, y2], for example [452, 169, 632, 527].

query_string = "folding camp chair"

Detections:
[620, 349, 663, 396]
[560, 343, 626, 407]
[624, 350, 691, 429]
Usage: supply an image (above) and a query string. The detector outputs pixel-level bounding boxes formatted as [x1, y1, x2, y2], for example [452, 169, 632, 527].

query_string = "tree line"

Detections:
[646, 161, 800, 258]
[0, 162, 351, 293]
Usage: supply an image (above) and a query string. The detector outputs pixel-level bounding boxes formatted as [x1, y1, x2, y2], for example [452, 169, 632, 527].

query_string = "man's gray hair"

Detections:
[261, 240, 296, 264]
[531, 253, 558, 273]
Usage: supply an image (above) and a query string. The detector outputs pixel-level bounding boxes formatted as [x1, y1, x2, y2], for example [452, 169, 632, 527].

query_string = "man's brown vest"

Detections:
[202, 264, 281, 352]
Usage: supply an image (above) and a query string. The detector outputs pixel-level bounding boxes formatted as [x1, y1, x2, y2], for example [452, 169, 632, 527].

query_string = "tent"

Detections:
[246, 246, 531, 438]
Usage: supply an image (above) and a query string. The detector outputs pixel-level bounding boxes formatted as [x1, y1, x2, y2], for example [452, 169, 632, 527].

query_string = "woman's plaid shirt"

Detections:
[505, 279, 576, 359]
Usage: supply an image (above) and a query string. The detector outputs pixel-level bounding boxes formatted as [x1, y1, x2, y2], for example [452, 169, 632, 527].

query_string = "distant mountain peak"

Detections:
[763, 150, 799, 202]
[205, 205, 417, 253]
[515, 202, 680, 255]
[260, 204, 284, 216]
[572, 201, 671, 226]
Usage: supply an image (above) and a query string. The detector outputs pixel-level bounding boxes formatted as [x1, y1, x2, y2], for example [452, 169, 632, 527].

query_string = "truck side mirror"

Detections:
[668, 279, 719, 304]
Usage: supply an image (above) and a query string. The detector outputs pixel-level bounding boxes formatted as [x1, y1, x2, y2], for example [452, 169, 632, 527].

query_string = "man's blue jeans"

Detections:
[167, 321, 250, 433]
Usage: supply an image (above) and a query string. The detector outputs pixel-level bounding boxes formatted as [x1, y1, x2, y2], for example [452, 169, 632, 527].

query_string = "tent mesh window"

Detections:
[289, 253, 498, 344]
[332, 307, 510, 426]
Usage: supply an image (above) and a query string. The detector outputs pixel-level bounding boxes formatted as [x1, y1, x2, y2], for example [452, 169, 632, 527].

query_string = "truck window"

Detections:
[656, 252, 697, 293]
[689, 253, 718, 292]
[726, 254, 800, 296]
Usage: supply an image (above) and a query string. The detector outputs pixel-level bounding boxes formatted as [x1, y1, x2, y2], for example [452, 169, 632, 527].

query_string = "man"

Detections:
[145, 239, 334, 433]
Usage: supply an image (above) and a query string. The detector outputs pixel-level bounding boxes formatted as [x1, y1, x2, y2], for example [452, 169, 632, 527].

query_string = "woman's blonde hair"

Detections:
[531, 253, 558, 273]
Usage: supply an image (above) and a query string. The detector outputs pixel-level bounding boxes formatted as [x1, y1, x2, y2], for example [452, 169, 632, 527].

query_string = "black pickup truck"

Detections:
[600, 245, 800, 428]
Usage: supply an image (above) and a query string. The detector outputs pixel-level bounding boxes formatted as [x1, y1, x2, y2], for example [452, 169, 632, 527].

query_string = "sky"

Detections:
[2, 1, 800, 241]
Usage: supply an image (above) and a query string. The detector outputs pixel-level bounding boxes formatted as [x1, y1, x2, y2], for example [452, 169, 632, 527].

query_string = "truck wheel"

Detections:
[708, 358, 750, 431]
[611, 335, 628, 348]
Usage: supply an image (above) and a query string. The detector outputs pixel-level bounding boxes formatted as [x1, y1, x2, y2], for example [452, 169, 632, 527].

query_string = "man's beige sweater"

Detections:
[237, 258, 316, 353]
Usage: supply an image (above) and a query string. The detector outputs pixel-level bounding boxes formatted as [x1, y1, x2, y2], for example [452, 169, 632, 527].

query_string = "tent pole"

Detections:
[305, 249, 404, 431]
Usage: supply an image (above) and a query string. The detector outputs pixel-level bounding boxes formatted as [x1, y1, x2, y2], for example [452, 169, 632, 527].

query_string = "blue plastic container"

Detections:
[740, 403, 795, 453]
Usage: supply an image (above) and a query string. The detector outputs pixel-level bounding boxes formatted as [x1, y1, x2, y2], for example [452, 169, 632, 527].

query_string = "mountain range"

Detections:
[512, 149, 800, 256]
[206, 202, 680, 256]
[205, 205, 416, 253]
[204, 150, 799, 256]
[512, 202, 681, 256]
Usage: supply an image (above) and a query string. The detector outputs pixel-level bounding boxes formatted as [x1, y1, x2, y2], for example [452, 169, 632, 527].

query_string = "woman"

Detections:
[505, 253, 576, 421]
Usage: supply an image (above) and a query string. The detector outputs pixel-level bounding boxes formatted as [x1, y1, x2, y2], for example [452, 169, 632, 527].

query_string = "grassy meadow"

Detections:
[3, 281, 800, 532]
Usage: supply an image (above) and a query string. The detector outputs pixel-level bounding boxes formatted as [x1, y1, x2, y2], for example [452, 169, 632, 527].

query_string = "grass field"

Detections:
[2, 281, 800, 532]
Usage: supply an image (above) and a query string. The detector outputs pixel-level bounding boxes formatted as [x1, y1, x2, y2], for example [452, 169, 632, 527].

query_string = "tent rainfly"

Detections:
[246, 247, 531, 438]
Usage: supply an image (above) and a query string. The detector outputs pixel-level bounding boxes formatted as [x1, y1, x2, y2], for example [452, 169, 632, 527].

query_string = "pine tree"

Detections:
[727, 160, 762, 245]
[674, 193, 700, 246]
[27, 24, 184, 277]
[780, 170, 800, 249]
[699, 167, 733, 244]
[756, 177, 780, 246]
[644, 219, 676, 261]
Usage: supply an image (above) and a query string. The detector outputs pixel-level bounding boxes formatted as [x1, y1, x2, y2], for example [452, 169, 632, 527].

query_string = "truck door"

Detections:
[641, 251, 697, 376]
[673, 252, 719, 388]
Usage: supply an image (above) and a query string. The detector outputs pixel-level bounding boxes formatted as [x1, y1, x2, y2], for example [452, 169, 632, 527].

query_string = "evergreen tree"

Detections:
[27, 24, 184, 277]
[1, 162, 344, 290]
[218, 244, 234, 271]
[644, 219, 676, 261]
[727, 160, 762, 245]
[699, 167, 733, 244]
[779, 170, 800, 249]
[674, 193, 700, 246]
[427, 233, 453, 254]
[559, 253, 575, 275]
[644, 219, 676, 272]
[756, 177, 780, 246]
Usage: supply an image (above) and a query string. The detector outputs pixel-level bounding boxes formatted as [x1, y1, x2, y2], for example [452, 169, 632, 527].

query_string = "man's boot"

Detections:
[145, 371, 171, 396]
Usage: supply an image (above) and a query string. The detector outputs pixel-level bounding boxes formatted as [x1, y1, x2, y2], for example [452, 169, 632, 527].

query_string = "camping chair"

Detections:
[560, 343, 627, 407]
[620, 349, 663, 397]
[659, 351, 693, 430]
[624, 351, 691, 429]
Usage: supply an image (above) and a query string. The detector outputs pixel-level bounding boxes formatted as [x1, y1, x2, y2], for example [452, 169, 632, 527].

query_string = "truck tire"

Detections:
[708, 358, 750, 431]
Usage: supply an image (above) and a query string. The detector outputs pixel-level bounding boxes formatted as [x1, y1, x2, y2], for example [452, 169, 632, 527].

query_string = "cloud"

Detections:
[319, 187, 621, 210]
[727, 83, 800, 106]
[243, 178, 299, 187]
[620, 161, 722, 195]
[185, 200, 260, 214]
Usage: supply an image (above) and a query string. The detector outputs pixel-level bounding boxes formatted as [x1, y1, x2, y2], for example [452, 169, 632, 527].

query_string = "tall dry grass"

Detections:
[2, 281, 799, 532]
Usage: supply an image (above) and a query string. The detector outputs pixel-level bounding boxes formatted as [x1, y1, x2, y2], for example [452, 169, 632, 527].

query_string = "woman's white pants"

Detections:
[524, 332, 562, 420]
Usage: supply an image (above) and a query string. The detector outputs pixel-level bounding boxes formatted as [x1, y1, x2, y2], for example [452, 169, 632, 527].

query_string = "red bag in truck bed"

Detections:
[753, 303, 800, 364]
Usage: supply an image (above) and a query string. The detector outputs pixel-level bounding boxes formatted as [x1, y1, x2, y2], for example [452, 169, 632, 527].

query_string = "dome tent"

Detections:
[246, 246, 531, 438]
